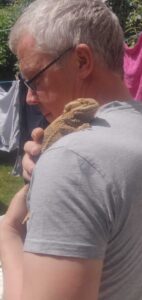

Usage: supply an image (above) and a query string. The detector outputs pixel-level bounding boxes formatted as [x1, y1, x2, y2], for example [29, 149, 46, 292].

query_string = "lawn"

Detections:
[0, 151, 24, 215]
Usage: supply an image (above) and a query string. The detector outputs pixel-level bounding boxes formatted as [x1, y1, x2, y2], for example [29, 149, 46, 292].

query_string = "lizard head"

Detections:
[64, 98, 99, 121]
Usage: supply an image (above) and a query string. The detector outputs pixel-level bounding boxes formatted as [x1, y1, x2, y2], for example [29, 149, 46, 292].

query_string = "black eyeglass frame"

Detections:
[18, 47, 73, 91]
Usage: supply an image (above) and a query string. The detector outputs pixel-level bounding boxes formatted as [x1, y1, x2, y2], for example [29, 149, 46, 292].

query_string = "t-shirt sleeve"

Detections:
[24, 145, 114, 259]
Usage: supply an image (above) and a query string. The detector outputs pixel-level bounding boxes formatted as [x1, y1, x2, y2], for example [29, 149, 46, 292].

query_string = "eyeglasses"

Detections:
[18, 47, 73, 91]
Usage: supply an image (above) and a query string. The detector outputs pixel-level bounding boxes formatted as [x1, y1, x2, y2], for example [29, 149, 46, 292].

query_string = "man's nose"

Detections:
[26, 88, 39, 105]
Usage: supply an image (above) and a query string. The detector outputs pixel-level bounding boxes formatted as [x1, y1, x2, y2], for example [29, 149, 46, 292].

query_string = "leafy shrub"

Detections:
[107, 0, 142, 46]
[0, 5, 16, 80]
[125, 0, 142, 45]
[0, 0, 32, 80]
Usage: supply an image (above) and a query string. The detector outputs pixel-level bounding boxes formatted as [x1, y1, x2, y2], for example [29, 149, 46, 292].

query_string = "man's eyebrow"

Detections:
[19, 65, 39, 78]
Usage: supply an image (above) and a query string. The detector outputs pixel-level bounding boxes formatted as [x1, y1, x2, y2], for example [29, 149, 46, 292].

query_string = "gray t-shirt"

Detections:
[24, 101, 142, 300]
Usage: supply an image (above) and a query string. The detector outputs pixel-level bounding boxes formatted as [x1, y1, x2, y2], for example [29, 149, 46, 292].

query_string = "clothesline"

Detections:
[0, 81, 13, 84]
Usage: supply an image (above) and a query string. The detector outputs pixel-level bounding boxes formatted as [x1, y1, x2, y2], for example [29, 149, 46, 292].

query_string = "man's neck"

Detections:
[87, 66, 133, 106]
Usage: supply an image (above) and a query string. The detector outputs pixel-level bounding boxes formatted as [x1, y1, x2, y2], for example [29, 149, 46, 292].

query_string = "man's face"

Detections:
[17, 35, 79, 122]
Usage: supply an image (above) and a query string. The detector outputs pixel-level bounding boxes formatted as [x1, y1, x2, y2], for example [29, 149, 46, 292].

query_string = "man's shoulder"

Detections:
[37, 100, 142, 180]
[46, 100, 142, 151]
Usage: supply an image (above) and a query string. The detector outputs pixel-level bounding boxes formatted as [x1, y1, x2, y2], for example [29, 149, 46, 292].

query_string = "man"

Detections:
[1, 0, 142, 299]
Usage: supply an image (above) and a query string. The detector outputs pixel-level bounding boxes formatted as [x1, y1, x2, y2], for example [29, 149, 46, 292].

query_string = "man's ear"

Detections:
[75, 44, 94, 79]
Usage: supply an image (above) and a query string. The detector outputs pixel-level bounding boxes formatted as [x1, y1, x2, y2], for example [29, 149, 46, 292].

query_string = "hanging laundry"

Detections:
[124, 33, 142, 101]
[0, 81, 48, 153]
[0, 86, 7, 99]
[0, 81, 20, 152]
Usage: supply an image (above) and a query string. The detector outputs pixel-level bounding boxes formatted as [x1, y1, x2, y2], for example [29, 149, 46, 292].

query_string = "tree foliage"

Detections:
[107, 0, 142, 45]
[0, 5, 16, 80]
[0, 0, 32, 80]
[125, 0, 142, 45]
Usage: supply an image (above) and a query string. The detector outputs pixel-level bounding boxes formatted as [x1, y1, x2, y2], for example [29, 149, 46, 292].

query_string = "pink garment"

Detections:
[124, 33, 142, 101]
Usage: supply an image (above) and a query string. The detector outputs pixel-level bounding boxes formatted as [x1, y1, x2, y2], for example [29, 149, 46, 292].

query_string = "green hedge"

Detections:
[0, 0, 32, 80]
[107, 0, 142, 45]
[0, 5, 16, 80]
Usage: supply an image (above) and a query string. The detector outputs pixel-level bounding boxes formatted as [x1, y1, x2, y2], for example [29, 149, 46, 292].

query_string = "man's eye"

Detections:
[35, 78, 41, 87]
[28, 81, 36, 91]
[30, 78, 41, 91]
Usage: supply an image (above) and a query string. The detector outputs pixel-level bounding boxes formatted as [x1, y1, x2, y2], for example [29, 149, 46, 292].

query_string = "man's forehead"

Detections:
[16, 34, 49, 73]
[18, 51, 43, 73]
[17, 34, 36, 57]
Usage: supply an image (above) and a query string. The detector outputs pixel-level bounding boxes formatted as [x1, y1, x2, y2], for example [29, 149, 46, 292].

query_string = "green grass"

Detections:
[0, 152, 24, 214]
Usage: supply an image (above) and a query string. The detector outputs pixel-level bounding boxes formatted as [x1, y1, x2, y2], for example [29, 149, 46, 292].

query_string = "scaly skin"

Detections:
[42, 98, 99, 151]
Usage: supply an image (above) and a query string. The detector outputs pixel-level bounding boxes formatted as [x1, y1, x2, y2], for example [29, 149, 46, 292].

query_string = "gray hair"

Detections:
[9, 0, 124, 74]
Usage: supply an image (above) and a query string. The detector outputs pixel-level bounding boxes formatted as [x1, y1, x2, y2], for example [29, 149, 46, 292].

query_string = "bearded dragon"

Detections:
[22, 98, 99, 224]
[42, 98, 99, 151]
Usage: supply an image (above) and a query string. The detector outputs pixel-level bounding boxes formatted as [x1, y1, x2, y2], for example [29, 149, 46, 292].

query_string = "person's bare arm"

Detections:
[0, 128, 43, 300]
[22, 253, 103, 300]
[0, 185, 28, 300]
